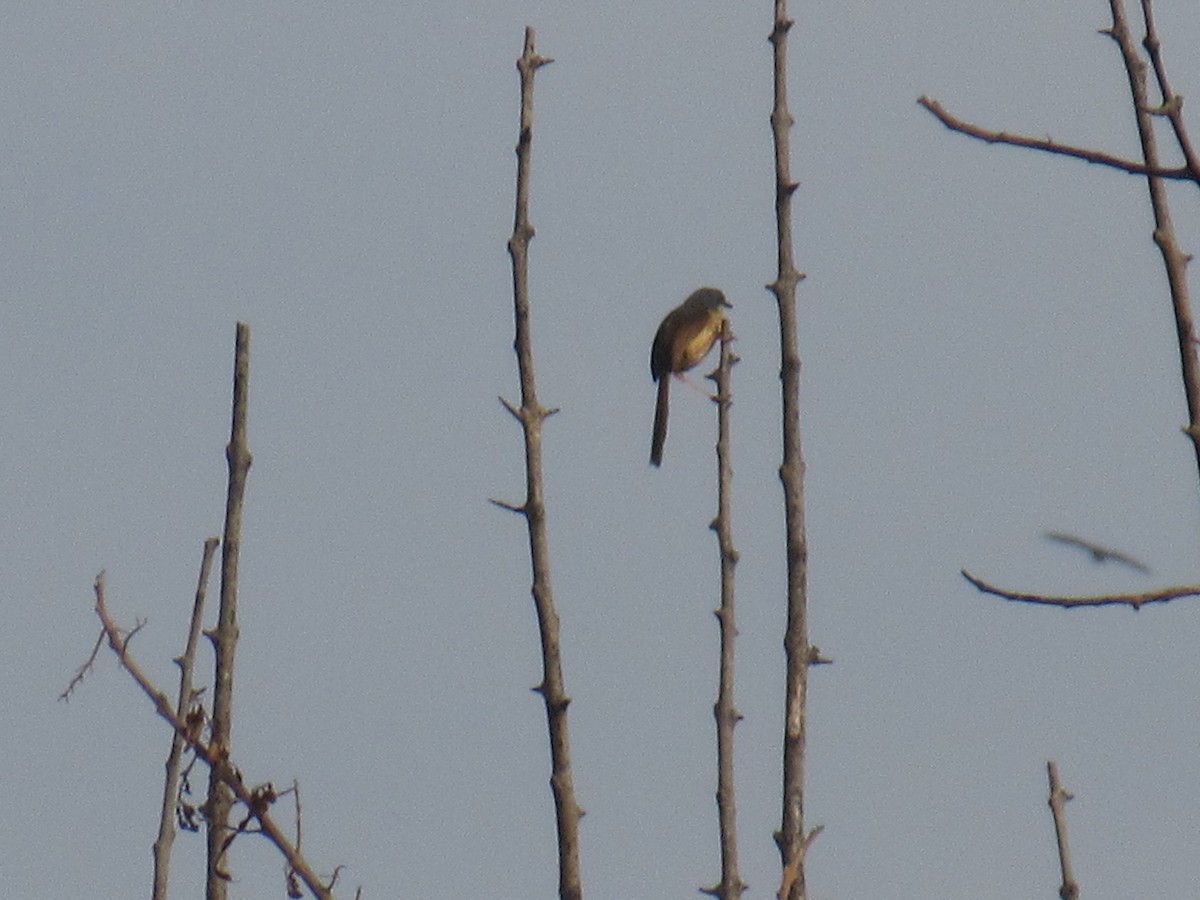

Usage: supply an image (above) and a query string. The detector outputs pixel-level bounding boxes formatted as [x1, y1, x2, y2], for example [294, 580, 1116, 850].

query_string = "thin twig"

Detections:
[207, 322, 253, 898]
[702, 324, 745, 900]
[961, 569, 1200, 609]
[916, 95, 1193, 180]
[501, 27, 582, 900]
[767, 2, 813, 898]
[153, 537, 220, 900]
[92, 573, 335, 900]
[286, 779, 304, 898]
[60, 629, 105, 702]
[1046, 761, 1080, 900]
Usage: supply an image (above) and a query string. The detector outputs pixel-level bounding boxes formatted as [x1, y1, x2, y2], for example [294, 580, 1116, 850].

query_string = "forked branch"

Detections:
[922, 0, 1200, 488]
[91, 573, 336, 900]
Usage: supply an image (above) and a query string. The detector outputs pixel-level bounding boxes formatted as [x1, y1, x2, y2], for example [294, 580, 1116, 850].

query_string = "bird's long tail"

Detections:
[650, 375, 670, 466]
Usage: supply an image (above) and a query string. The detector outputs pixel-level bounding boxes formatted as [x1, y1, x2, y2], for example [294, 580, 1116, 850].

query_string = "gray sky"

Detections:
[5, 2, 1200, 898]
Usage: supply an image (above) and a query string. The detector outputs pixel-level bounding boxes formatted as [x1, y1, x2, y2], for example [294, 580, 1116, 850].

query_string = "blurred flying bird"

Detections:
[1044, 531, 1151, 574]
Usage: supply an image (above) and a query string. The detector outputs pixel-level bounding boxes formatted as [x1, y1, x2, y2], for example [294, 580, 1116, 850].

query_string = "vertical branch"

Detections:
[153, 536, 220, 900]
[502, 27, 583, 900]
[1046, 761, 1080, 900]
[767, 2, 813, 898]
[703, 324, 745, 900]
[206, 322, 253, 899]
[1138, 2, 1200, 178]
[1106, 0, 1200, 484]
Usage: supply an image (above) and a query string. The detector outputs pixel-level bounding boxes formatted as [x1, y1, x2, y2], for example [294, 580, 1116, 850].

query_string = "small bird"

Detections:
[649, 287, 732, 466]
[1043, 531, 1152, 574]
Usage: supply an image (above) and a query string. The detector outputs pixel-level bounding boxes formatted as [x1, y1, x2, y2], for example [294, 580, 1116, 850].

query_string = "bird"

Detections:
[649, 287, 732, 466]
[1043, 531, 1151, 574]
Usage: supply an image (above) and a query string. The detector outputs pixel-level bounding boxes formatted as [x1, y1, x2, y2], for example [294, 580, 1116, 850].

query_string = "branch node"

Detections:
[498, 396, 522, 420]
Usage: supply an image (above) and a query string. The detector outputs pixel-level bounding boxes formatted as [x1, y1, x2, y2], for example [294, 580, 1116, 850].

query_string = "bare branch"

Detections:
[60, 628, 104, 702]
[153, 537, 221, 900]
[961, 569, 1200, 609]
[777, 826, 823, 900]
[286, 779, 304, 898]
[501, 27, 583, 900]
[207, 322, 254, 898]
[92, 573, 337, 900]
[768, 3, 813, 898]
[1138, 0, 1200, 179]
[1102, 0, 1200, 486]
[1047, 761, 1080, 900]
[917, 95, 1193, 180]
[702, 324, 746, 900]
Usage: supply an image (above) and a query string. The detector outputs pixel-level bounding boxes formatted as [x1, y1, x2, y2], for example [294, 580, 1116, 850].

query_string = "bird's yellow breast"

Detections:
[671, 309, 726, 372]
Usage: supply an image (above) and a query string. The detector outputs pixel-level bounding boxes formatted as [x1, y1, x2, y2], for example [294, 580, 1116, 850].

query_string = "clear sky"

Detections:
[4, 2, 1200, 898]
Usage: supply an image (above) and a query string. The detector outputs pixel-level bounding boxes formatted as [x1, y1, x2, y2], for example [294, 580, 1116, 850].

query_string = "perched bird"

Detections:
[649, 287, 732, 466]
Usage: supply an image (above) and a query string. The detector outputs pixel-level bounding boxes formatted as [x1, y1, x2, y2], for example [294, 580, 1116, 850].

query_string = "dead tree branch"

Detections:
[916, 95, 1192, 180]
[767, 2, 815, 897]
[1047, 761, 1080, 900]
[922, 1, 1200, 487]
[776, 825, 822, 900]
[91, 573, 335, 899]
[961, 569, 1200, 609]
[1139, 1, 1200, 177]
[1105, 0, 1200, 483]
[498, 27, 583, 900]
[60, 629, 104, 702]
[206, 322, 254, 898]
[702, 324, 746, 900]
[153, 537, 220, 900]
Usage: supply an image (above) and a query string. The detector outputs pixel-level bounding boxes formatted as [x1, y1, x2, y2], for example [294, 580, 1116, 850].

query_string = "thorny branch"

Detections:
[90, 572, 338, 900]
[499, 27, 583, 900]
[916, 95, 1195, 181]
[1047, 761, 1080, 900]
[961, 569, 1200, 609]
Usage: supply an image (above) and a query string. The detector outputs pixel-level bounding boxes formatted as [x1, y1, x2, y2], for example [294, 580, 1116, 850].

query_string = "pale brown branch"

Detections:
[153, 537, 220, 900]
[917, 95, 1192, 180]
[777, 826, 822, 900]
[285, 779, 304, 898]
[768, 3, 812, 898]
[961, 569, 1200, 609]
[207, 322, 254, 899]
[702, 324, 745, 900]
[1104, 0, 1200, 487]
[1138, 0, 1200, 180]
[502, 27, 582, 900]
[1047, 761, 1080, 900]
[92, 573, 336, 900]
